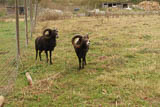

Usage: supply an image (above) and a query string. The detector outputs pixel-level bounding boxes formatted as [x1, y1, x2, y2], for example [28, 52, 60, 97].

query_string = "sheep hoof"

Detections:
[82, 66, 84, 69]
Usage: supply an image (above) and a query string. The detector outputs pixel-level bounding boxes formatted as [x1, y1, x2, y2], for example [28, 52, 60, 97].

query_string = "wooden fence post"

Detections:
[0, 96, 4, 107]
[25, 72, 33, 86]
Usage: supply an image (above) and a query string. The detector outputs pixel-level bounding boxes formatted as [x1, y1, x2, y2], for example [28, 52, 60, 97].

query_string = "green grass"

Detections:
[1, 15, 160, 106]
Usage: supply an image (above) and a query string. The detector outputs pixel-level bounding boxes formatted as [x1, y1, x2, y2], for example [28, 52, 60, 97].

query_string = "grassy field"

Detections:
[1, 15, 160, 106]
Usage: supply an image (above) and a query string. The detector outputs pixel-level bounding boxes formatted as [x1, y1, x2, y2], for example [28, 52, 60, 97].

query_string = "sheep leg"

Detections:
[49, 51, 53, 64]
[78, 57, 81, 70]
[36, 50, 38, 60]
[84, 54, 87, 65]
[84, 58, 87, 65]
[39, 51, 42, 61]
[45, 51, 48, 63]
[82, 57, 85, 69]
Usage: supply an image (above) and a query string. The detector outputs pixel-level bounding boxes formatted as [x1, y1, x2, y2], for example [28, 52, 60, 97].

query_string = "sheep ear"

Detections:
[86, 34, 89, 39]
[53, 27, 57, 30]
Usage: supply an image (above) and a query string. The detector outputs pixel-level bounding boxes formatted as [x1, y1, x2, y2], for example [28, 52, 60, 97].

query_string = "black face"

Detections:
[83, 35, 90, 46]
[52, 30, 59, 38]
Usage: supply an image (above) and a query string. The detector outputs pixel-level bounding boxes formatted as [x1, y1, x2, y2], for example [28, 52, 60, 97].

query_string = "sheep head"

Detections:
[72, 34, 90, 48]
[83, 34, 90, 46]
[43, 28, 59, 39]
[52, 29, 59, 38]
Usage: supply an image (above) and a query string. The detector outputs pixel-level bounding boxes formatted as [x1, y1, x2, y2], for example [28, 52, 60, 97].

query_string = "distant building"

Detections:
[102, 2, 131, 9]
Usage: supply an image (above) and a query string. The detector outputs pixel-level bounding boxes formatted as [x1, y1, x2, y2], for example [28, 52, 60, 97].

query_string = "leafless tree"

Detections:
[30, 0, 33, 38]
[15, 0, 20, 60]
[34, 0, 38, 27]
[24, 0, 28, 47]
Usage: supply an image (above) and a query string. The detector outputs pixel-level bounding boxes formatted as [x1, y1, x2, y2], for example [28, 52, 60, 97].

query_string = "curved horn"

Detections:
[72, 35, 83, 48]
[43, 28, 52, 39]
[43, 28, 52, 36]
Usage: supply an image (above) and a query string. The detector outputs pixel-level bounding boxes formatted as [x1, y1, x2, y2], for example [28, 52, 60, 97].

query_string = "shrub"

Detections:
[38, 8, 73, 21]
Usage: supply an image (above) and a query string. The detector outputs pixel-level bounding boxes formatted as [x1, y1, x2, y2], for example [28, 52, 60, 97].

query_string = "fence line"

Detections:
[0, 56, 17, 96]
[84, 11, 160, 18]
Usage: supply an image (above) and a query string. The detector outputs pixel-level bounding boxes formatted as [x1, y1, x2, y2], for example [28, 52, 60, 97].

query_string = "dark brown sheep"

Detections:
[72, 34, 90, 70]
[35, 28, 59, 64]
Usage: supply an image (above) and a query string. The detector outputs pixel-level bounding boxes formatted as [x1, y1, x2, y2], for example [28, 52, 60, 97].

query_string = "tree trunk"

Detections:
[15, 0, 20, 60]
[24, 0, 28, 47]
[34, 0, 38, 28]
[30, 0, 33, 38]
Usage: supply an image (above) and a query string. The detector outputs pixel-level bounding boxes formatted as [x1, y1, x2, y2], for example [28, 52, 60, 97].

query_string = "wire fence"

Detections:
[0, 18, 27, 96]
[0, 56, 17, 96]
[0, 21, 17, 96]
[78, 10, 160, 18]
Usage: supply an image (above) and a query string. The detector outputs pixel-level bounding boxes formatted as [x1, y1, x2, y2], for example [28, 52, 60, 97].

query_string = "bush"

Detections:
[38, 8, 73, 21]
[38, 11, 62, 21]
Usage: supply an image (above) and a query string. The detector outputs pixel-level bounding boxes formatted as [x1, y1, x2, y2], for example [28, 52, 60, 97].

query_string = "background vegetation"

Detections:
[1, 0, 160, 7]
